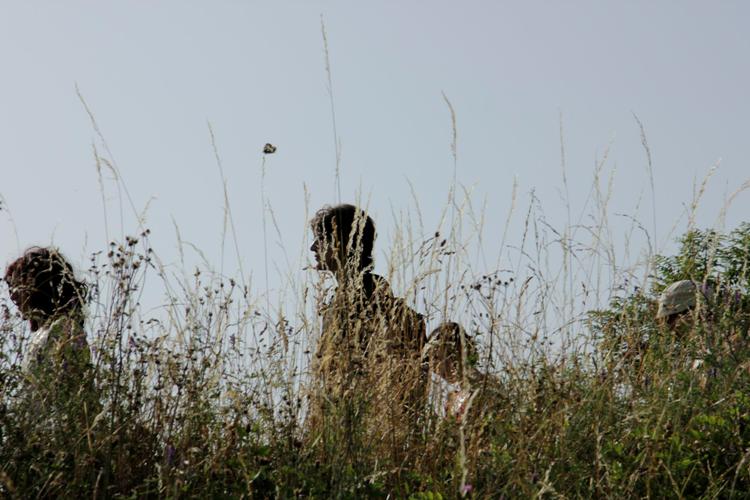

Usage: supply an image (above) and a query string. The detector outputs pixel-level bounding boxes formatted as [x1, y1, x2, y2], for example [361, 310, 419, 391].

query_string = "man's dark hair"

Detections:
[4, 247, 87, 327]
[311, 204, 376, 271]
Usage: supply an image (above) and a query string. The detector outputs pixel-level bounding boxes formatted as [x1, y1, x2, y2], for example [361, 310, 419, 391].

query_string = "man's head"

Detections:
[4, 247, 87, 330]
[309, 204, 375, 274]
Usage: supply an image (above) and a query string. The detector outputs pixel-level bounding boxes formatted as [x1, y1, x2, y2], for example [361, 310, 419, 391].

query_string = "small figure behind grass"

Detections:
[3, 247, 100, 495]
[656, 279, 713, 331]
[4, 247, 97, 420]
[424, 322, 503, 422]
[423, 322, 507, 491]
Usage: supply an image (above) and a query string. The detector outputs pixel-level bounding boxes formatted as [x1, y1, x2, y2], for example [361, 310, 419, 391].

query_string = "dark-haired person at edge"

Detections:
[3, 247, 97, 428]
[308, 204, 427, 462]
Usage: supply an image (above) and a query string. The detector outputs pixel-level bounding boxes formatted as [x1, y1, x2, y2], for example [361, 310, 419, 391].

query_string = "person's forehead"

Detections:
[316, 226, 343, 240]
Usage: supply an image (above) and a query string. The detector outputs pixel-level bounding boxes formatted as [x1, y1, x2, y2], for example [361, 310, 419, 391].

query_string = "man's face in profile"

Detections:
[310, 232, 340, 273]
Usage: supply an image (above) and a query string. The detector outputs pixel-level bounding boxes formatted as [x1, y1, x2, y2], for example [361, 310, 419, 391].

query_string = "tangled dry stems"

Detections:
[2, 214, 750, 498]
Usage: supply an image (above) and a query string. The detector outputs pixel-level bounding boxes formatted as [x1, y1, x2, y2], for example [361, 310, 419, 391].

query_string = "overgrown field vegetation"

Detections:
[3, 172, 750, 498]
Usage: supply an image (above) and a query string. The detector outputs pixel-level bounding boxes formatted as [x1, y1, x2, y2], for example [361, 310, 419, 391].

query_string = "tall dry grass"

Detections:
[3, 144, 750, 497]
[2, 50, 750, 498]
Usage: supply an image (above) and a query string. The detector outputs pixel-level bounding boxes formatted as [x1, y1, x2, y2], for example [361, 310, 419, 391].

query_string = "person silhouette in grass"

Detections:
[656, 280, 713, 331]
[423, 321, 506, 486]
[4, 247, 96, 415]
[423, 322, 493, 423]
[308, 204, 427, 447]
[656, 279, 728, 384]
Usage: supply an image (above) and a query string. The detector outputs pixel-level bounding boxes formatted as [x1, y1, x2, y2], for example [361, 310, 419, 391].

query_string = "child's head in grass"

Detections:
[424, 322, 478, 385]
[4, 247, 87, 331]
[309, 204, 375, 276]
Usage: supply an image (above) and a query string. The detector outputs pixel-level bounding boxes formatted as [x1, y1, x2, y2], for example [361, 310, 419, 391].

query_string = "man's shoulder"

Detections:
[370, 274, 393, 296]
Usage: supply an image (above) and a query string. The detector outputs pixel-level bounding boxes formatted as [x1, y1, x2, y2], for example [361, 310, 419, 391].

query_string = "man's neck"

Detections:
[334, 270, 378, 298]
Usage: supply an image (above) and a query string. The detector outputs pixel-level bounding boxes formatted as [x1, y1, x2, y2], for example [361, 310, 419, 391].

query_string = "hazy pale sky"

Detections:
[2, 1, 749, 306]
